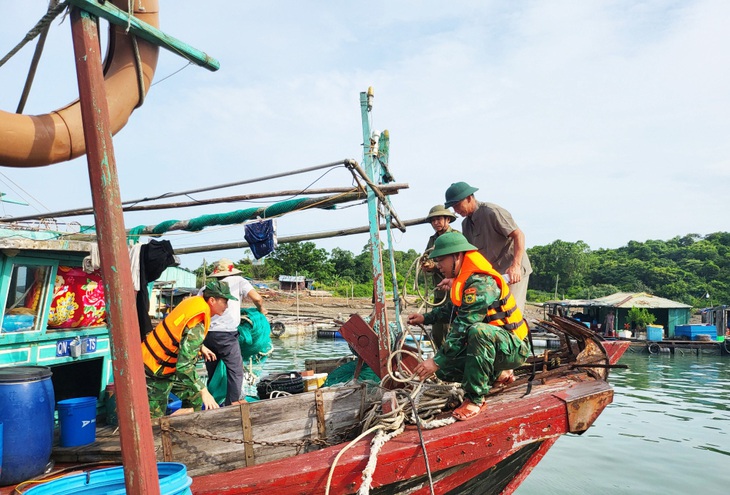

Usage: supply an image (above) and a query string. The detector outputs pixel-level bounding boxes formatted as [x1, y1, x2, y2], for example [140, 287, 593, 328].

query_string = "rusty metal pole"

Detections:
[70, 7, 161, 494]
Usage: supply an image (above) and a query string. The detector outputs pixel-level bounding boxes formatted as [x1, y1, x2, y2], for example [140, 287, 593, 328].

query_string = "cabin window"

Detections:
[1, 263, 52, 334]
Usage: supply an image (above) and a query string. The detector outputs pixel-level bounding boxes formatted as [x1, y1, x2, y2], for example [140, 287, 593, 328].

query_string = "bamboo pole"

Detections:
[2, 183, 408, 221]
[172, 217, 429, 255]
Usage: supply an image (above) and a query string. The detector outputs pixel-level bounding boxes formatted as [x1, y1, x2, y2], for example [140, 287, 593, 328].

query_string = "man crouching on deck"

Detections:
[407, 232, 530, 421]
[142, 280, 237, 418]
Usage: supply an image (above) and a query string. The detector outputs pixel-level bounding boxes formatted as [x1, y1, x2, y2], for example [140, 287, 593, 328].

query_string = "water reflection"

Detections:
[516, 352, 730, 494]
[255, 334, 351, 375]
[253, 335, 730, 494]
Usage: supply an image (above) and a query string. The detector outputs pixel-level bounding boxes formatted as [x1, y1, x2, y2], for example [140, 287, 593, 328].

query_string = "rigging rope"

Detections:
[0, 1, 69, 69]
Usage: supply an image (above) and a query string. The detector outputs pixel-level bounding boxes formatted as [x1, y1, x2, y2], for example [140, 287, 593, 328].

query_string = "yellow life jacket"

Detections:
[141, 296, 211, 375]
[451, 251, 529, 340]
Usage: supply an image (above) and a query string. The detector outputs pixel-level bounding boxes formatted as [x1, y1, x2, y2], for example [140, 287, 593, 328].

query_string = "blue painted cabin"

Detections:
[0, 228, 113, 404]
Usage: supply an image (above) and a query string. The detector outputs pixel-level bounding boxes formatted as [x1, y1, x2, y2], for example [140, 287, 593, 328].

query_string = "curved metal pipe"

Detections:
[0, 0, 159, 167]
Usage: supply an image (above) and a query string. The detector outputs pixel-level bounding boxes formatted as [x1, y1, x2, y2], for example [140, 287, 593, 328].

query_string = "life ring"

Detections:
[271, 321, 285, 338]
[0, 0, 159, 167]
[647, 343, 661, 355]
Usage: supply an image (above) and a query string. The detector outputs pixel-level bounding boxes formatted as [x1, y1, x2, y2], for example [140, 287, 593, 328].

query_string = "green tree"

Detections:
[527, 240, 591, 294]
[265, 242, 333, 281]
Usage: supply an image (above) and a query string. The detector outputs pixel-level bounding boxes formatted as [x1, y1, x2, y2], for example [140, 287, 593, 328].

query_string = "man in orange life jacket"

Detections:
[142, 279, 236, 418]
[408, 232, 530, 421]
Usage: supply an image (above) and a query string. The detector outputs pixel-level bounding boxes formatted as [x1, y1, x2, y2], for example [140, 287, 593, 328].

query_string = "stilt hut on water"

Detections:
[544, 292, 692, 338]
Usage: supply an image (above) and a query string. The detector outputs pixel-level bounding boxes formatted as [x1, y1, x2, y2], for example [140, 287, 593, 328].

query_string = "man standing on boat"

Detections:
[407, 232, 530, 421]
[204, 258, 267, 405]
[443, 181, 532, 312]
[142, 279, 236, 417]
[421, 204, 458, 348]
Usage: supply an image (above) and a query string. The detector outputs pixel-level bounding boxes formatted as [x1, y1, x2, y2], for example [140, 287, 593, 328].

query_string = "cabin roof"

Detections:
[545, 292, 691, 309]
[0, 227, 96, 254]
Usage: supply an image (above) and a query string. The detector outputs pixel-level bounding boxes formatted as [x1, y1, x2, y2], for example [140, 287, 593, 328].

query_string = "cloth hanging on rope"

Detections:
[136, 239, 178, 341]
[244, 219, 277, 259]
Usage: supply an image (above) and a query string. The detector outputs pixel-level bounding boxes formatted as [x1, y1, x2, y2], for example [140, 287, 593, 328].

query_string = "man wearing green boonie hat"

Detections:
[142, 279, 237, 417]
[421, 205, 458, 348]
[408, 231, 530, 422]
[444, 181, 532, 311]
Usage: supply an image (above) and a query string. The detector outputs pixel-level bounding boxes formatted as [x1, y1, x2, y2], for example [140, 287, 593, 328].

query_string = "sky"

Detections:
[1, 0, 729, 272]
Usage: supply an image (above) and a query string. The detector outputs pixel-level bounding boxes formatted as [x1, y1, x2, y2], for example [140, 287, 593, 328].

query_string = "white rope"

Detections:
[357, 426, 405, 495]
[325, 425, 384, 495]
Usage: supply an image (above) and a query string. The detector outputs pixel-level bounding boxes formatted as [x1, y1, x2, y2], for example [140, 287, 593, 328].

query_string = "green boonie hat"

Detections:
[426, 204, 456, 222]
[203, 279, 238, 301]
[444, 181, 479, 208]
[429, 232, 478, 259]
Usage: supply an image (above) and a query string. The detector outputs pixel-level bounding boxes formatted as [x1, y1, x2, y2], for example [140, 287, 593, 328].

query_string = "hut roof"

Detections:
[545, 292, 691, 309]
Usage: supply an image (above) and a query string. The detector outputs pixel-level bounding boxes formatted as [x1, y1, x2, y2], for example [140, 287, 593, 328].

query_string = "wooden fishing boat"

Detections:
[148, 319, 629, 495]
[0, 3, 629, 494]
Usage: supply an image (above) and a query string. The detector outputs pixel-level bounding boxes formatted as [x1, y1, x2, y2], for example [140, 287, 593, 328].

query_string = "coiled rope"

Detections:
[326, 330, 463, 495]
[399, 248, 448, 313]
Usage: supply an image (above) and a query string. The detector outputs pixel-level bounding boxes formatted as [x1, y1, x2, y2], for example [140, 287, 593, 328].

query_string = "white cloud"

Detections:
[1, 0, 729, 269]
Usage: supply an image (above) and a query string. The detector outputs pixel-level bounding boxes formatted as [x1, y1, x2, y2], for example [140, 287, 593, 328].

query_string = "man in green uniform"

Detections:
[421, 204, 457, 348]
[142, 279, 236, 418]
[408, 232, 530, 421]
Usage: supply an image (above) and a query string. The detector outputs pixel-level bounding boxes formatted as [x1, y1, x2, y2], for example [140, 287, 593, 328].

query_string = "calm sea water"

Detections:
[516, 352, 730, 495]
[260, 337, 730, 495]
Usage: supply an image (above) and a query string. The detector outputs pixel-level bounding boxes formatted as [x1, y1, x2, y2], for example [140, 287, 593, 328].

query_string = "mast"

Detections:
[359, 87, 391, 374]
[66, 1, 220, 492]
[70, 7, 160, 494]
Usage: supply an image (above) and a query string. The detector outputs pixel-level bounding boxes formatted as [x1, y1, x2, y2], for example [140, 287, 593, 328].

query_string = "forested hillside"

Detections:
[527, 233, 730, 307]
[193, 233, 730, 308]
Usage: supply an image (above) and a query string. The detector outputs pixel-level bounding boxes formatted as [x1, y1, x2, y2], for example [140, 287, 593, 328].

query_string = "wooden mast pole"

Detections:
[360, 87, 391, 377]
[70, 7, 160, 494]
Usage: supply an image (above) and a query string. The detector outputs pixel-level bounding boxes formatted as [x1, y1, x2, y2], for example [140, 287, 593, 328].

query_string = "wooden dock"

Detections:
[624, 338, 730, 356]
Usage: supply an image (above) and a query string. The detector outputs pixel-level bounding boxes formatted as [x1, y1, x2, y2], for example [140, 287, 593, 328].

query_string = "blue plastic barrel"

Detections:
[22, 462, 192, 494]
[0, 366, 54, 486]
[57, 397, 97, 447]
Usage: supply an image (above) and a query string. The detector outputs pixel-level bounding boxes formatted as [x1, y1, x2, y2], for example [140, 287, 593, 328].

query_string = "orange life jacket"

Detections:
[141, 296, 211, 375]
[451, 251, 529, 340]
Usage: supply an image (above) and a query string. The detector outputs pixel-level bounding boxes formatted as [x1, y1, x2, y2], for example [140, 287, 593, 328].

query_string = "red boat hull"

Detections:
[192, 340, 628, 494]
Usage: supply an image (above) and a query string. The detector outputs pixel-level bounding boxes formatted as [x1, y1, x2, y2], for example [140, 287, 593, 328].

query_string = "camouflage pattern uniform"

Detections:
[146, 321, 207, 418]
[424, 226, 457, 348]
[423, 274, 529, 405]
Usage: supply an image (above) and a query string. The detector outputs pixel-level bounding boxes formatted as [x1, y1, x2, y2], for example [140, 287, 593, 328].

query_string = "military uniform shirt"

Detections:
[423, 274, 500, 369]
[462, 201, 532, 276]
[174, 321, 207, 395]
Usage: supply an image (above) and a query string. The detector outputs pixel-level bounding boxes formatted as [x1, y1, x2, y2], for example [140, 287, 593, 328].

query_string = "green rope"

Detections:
[127, 197, 310, 240]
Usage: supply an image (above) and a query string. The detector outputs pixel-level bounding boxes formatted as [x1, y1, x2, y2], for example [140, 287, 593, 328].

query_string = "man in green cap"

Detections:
[408, 232, 530, 421]
[141, 279, 237, 417]
[443, 181, 532, 311]
[421, 205, 458, 348]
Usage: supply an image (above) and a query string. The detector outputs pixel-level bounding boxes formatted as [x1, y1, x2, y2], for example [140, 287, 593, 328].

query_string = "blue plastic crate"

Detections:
[647, 325, 663, 341]
[674, 324, 715, 341]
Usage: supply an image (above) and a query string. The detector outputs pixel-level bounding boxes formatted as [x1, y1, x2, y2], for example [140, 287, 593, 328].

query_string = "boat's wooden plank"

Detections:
[151, 384, 366, 477]
[52, 425, 123, 463]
